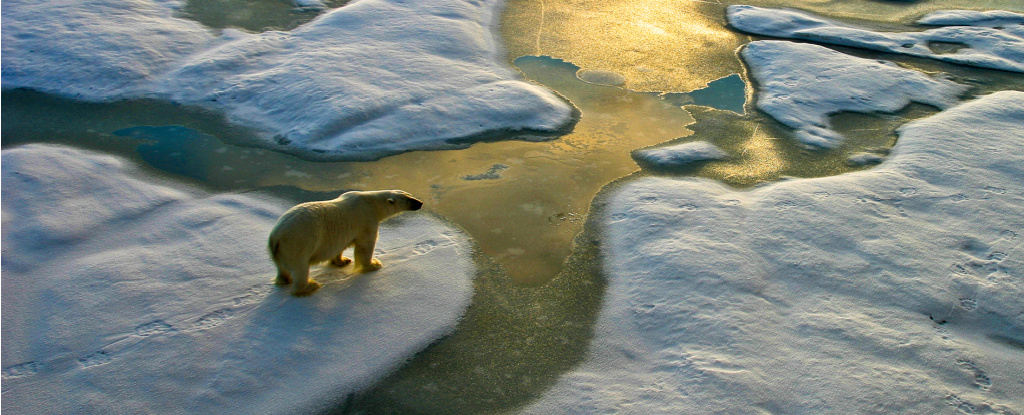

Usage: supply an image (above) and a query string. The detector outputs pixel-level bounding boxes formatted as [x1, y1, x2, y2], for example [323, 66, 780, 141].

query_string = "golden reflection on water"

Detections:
[706, 123, 786, 183]
[503, 0, 747, 93]
[261, 57, 699, 285]
[503, 0, 1024, 95]
[1, 56, 698, 286]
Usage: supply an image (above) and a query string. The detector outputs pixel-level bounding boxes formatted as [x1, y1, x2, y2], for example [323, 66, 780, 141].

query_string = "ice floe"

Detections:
[1, 145, 475, 414]
[741, 40, 968, 149]
[523, 91, 1024, 414]
[847, 151, 888, 166]
[0, 0, 576, 160]
[632, 141, 728, 169]
[727, 5, 1024, 73]
[918, 10, 1024, 27]
[0, 0, 216, 98]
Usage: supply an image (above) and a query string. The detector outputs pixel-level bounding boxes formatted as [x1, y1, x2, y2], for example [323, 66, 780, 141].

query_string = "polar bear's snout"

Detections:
[410, 198, 424, 211]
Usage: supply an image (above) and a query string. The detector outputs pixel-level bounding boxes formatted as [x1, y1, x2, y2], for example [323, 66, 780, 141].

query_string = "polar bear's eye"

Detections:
[387, 198, 396, 204]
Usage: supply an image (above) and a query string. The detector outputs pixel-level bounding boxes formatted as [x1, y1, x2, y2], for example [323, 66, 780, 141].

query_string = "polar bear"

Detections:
[268, 190, 424, 296]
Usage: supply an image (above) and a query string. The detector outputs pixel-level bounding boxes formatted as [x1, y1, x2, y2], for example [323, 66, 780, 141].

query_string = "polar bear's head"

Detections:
[383, 190, 424, 213]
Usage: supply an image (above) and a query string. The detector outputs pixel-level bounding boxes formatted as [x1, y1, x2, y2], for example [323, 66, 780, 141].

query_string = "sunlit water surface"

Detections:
[3, 0, 1024, 413]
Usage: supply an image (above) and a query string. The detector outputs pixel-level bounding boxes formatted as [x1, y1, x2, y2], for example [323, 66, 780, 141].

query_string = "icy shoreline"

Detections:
[1, 0, 576, 160]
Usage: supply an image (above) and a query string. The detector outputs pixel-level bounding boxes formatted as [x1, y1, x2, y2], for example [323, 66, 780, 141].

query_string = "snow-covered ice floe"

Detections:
[0, 0, 576, 160]
[1, 145, 475, 414]
[741, 40, 967, 149]
[632, 141, 728, 169]
[727, 5, 1024, 73]
[523, 91, 1024, 414]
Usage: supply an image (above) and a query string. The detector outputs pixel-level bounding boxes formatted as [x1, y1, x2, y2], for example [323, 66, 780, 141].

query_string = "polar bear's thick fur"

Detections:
[268, 190, 424, 296]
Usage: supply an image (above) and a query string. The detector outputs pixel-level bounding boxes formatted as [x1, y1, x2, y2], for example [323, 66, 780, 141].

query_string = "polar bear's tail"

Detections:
[268, 237, 282, 261]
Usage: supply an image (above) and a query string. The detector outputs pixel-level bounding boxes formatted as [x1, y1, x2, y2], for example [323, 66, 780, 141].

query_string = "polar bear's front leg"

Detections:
[353, 233, 382, 273]
[330, 255, 353, 267]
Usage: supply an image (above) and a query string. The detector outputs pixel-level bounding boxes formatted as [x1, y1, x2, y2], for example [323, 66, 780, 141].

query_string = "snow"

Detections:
[0, 0, 217, 99]
[1, 145, 476, 414]
[0, 0, 576, 160]
[632, 141, 728, 169]
[741, 40, 968, 149]
[918, 10, 1024, 27]
[727, 5, 1024, 73]
[847, 151, 887, 166]
[522, 91, 1024, 414]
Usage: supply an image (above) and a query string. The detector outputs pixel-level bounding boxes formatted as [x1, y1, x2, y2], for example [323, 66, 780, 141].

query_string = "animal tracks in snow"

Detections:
[233, 284, 273, 306]
[136, 320, 175, 336]
[190, 309, 235, 331]
[1, 362, 43, 380]
[410, 231, 461, 256]
[948, 233, 1015, 284]
[2, 284, 273, 380]
[413, 240, 440, 255]
[957, 358, 993, 391]
[78, 351, 113, 368]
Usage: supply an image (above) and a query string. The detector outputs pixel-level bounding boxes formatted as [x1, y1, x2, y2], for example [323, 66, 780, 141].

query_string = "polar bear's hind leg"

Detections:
[290, 264, 321, 296]
[274, 267, 292, 286]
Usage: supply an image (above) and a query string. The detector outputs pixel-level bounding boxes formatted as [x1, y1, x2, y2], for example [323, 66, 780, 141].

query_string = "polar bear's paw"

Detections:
[292, 280, 322, 296]
[358, 258, 383, 273]
[331, 256, 353, 267]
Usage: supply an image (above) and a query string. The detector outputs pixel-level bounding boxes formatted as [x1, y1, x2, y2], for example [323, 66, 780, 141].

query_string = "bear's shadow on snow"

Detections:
[235, 265, 378, 349]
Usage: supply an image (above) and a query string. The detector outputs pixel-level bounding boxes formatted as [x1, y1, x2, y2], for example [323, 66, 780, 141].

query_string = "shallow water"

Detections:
[178, 0, 349, 32]
[3, 0, 1024, 413]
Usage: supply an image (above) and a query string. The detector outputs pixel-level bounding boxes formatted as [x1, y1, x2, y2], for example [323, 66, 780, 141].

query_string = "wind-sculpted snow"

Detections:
[727, 5, 1024, 73]
[0, 0, 576, 160]
[524, 91, 1024, 414]
[1, 145, 475, 414]
[0, 0, 216, 98]
[741, 41, 967, 149]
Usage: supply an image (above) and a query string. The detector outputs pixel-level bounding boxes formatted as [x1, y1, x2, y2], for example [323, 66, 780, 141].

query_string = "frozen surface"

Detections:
[918, 10, 1024, 27]
[727, 5, 1024, 73]
[1, 0, 575, 160]
[0, 0, 217, 99]
[632, 141, 728, 168]
[847, 151, 887, 166]
[1, 145, 475, 414]
[741, 40, 967, 148]
[523, 91, 1024, 414]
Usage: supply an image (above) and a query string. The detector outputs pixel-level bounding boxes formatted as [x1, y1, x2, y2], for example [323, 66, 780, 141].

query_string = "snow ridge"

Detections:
[727, 5, 1024, 73]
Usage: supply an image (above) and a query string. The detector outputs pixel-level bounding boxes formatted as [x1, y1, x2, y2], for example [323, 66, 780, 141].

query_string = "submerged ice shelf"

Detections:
[0, 145, 475, 414]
